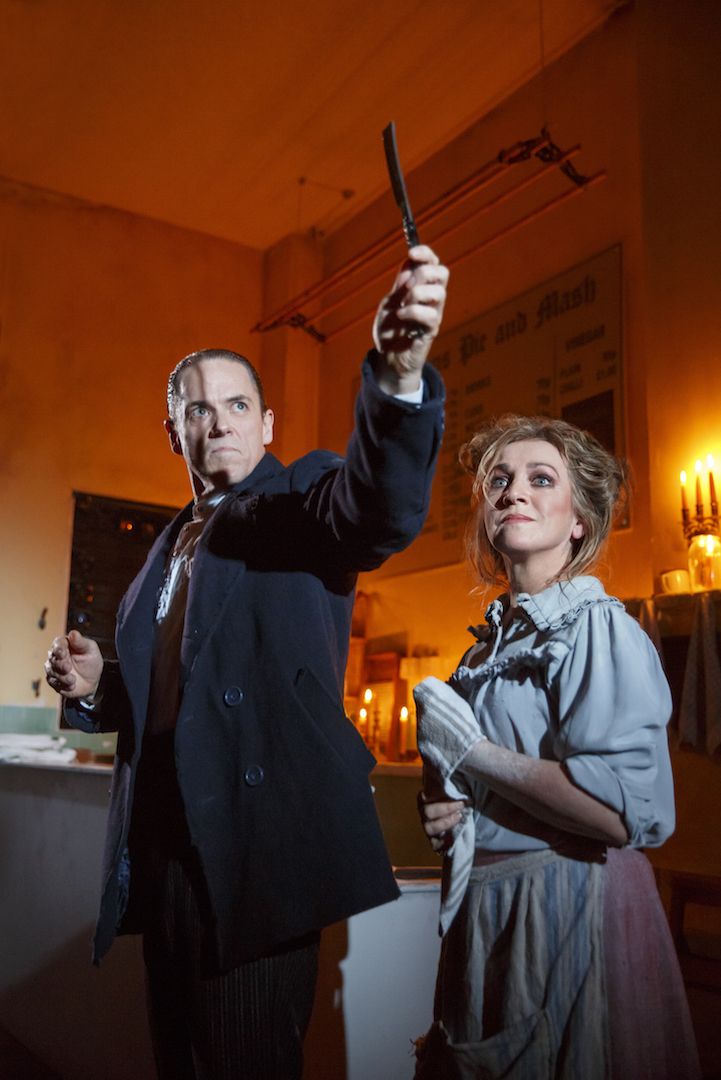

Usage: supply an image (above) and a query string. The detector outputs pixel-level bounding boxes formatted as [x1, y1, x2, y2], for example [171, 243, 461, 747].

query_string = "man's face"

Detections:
[165, 359, 274, 495]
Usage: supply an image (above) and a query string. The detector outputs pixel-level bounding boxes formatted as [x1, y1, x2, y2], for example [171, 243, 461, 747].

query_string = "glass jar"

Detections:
[687, 532, 721, 592]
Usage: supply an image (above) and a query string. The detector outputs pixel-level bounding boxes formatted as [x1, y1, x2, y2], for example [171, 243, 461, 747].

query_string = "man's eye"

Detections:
[231, 401, 246, 412]
[189, 407, 207, 418]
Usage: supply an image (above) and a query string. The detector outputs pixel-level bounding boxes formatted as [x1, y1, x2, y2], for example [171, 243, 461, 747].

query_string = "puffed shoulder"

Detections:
[553, 596, 675, 848]
[557, 590, 666, 674]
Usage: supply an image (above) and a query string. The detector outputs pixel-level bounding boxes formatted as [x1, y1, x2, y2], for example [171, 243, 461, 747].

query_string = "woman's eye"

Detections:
[489, 476, 508, 489]
[532, 474, 553, 486]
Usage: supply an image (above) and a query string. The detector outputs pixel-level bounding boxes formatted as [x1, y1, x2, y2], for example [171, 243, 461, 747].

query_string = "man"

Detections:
[46, 245, 448, 1079]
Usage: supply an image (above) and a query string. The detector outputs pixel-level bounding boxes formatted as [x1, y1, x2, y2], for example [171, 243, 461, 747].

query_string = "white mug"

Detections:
[660, 568, 690, 594]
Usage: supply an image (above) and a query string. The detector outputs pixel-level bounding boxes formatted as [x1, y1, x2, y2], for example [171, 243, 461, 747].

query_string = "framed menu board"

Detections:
[377, 245, 624, 578]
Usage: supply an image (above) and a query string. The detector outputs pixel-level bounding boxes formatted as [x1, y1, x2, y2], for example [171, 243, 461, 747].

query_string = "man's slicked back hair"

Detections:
[167, 349, 268, 419]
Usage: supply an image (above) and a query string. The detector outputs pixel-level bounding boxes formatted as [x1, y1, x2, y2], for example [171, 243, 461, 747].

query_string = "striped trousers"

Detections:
[129, 732, 320, 1079]
[141, 855, 320, 1080]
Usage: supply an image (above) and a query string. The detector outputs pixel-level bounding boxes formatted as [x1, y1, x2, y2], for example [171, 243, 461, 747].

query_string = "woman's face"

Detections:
[482, 439, 585, 578]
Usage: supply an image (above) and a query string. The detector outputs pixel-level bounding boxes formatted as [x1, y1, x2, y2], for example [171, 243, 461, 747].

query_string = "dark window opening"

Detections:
[61, 491, 179, 726]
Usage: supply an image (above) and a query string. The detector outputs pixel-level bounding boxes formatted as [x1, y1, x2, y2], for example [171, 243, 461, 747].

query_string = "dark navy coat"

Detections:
[66, 354, 444, 968]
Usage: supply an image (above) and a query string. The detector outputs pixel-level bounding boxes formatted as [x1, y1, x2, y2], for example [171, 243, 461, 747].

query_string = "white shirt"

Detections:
[146, 491, 226, 733]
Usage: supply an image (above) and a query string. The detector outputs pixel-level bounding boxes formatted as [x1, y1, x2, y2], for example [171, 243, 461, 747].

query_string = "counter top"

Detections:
[0, 757, 112, 775]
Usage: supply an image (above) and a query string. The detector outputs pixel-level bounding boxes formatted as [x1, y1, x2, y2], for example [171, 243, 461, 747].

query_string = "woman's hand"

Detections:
[419, 789, 467, 853]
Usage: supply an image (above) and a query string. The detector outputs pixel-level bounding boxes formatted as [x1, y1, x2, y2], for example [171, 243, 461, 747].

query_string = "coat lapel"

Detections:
[119, 452, 285, 702]
[178, 453, 284, 686]
[178, 492, 258, 686]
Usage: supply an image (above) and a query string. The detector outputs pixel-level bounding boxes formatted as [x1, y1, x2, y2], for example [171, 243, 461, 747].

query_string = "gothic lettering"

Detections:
[565, 324, 605, 351]
[466, 376, 491, 394]
[459, 333, 486, 366]
[535, 277, 596, 328]
[495, 312, 527, 343]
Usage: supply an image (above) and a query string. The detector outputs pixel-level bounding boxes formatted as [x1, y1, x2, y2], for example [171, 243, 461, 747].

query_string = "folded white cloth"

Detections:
[414, 676, 485, 934]
[0, 734, 65, 747]
[0, 733, 76, 766]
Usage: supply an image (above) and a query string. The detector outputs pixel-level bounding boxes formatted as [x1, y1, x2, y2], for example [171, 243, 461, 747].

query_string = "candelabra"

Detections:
[681, 459, 720, 592]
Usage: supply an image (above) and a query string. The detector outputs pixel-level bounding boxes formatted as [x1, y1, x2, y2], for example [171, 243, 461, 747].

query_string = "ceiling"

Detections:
[0, 0, 624, 251]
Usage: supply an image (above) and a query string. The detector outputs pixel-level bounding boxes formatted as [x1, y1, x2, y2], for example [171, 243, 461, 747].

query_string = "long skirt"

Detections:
[414, 847, 701, 1080]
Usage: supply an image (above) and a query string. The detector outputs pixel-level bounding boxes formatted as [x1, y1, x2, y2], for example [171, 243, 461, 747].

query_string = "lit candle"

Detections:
[708, 454, 718, 517]
[359, 707, 368, 739]
[398, 706, 408, 755]
[695, 460, 704, 517]
[680, 470, 689, 523]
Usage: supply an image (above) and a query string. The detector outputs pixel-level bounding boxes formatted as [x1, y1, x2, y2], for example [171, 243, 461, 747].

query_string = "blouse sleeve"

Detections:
[552, 603, 675, 848]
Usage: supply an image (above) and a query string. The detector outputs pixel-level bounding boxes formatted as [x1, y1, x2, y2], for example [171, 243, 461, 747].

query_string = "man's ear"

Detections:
[262, 408, 275, 447]
[164, 419, 183, 456]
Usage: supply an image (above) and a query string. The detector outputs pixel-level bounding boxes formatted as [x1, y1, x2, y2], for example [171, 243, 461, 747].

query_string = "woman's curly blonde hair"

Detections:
[459, 414, 630, 588]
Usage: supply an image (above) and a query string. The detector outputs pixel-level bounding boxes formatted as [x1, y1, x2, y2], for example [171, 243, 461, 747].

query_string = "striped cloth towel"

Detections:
[679, 592, 721, 756]
[413, 676, 486, 934]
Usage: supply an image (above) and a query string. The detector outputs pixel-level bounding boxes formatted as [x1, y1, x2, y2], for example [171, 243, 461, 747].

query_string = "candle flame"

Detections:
[695, 459, 702, 474]
[708, 454, 715, 470]
[359, 708, 367, 719]
[363, 688, 373, 703]
[400, 706, 408, 720]
[680, 470, 687, 483]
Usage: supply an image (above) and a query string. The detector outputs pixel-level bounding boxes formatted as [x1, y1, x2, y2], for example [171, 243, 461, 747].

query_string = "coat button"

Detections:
[244, 765, 264, 787]
[223, 686, 243, 706]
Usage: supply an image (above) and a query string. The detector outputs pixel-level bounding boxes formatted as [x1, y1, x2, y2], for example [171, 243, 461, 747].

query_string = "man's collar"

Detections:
[230, 450, 284, 494]
[191, 451, 285, 508]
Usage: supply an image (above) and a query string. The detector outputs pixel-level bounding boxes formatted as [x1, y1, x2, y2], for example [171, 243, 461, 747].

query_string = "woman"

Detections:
[413, 415, 700, 1080]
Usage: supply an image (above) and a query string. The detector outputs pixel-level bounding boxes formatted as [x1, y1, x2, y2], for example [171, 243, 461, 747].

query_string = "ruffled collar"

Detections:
[457, 579, 621, 681]
[472, 576, 622, 639]
[461, 577, 621, 672]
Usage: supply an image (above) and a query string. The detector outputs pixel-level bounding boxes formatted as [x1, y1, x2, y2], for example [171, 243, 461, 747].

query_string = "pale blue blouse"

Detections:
[450, 576, 675, 852]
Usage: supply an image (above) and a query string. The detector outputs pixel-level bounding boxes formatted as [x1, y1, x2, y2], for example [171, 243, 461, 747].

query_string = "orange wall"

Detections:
[260, 232, 323, 465]
[304, 1, 721, 875]
[0, 178, 261, 706]
[5, 4, 718, 704]
[313, 2, 720, 662]
[636, 0, 721, 579]
[0, 4, 718, 877]
[319, 4, 649, 658]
